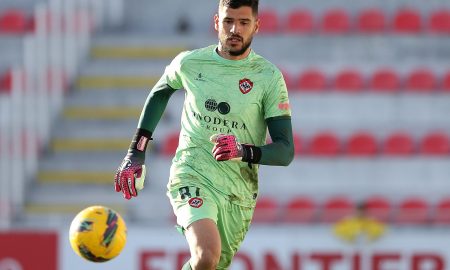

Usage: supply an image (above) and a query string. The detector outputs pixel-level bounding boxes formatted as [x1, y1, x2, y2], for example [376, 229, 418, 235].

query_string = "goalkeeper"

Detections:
[115, 0, 294, 269]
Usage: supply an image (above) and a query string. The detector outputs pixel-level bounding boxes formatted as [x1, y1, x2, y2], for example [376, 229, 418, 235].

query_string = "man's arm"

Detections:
[137, 77, 177, 133]
[211, 116, 295, 166]
[259, 116, 294, 166]
[114, 78, 176, 200]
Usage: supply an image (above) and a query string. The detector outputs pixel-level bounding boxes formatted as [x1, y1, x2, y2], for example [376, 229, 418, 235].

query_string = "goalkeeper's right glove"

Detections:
[114, 129, 152, 200]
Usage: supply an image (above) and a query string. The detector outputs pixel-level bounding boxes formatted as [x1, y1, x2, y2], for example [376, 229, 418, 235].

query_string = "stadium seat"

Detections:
[429, 10, 450, 34]
[433, 197, 450, 225]
[280, 69, 294, 90]
[357, 8, 386, 33]
[382, 132, 415, 156]
[405, 69, 437, 92]
[364, 196, 392, 222]
[0, 71, 12, 93]
[308, 132, 341, 157]
[293, 132, 302, 156]
[333, 69, 365, 92]
[161, 131, 180, 156]
[297, 69, 327, 91]
[257, 9, 279, 34]
[443, 71, 450, 92]
[321, 9, 351, 34]
[285, 9, 314, 34]
[321, 197, 355, 223]
[369, 68, 401, 92]
[345, 131, 378, 156]
[419, 132, 450, 156]
[252, 196, 279, 223]
[282, 196, 316, 223]
[395, 197, 429, 225]
[393, 8, 422, 33]
[0, 9, 28, 34]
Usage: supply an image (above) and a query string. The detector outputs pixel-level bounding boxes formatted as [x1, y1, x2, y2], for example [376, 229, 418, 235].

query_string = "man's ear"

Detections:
[254, 18, 260, 34]
[214, 14, 219, 31]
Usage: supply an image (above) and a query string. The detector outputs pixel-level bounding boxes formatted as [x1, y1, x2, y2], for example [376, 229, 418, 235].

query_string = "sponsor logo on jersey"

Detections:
[239, 78, 253, 94]
[192, 111, 247, 134]
[278, 102, 290, 111]
[188, 197, 203, 208]
[204, 99, 230, 115]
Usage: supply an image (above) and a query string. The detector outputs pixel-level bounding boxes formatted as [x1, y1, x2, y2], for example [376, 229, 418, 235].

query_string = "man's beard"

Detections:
[221, 35, 253, 57]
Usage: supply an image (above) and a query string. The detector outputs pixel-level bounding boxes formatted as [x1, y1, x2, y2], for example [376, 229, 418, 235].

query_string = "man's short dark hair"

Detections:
[219, 0, 259, 16]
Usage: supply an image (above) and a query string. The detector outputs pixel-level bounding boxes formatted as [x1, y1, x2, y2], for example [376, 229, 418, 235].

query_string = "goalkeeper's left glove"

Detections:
[210, 134, 261, 163]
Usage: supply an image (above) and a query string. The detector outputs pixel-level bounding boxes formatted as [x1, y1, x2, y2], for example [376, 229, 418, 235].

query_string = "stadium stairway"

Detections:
[20, 36, 193, 227]
[19, 0, 450, 227]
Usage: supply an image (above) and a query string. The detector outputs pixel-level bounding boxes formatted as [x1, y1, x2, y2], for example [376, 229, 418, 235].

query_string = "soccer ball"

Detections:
[69, 205, 127, 262]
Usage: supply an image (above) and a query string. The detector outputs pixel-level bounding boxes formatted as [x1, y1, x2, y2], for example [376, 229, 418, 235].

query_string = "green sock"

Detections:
[181, 260, 192, 270]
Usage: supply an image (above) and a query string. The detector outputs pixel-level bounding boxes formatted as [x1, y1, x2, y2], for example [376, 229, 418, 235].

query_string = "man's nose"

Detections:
[230, 23, 240, 34]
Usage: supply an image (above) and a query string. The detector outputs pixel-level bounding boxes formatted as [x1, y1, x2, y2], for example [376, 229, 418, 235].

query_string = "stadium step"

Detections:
[90, 45, 188, 59]
[37, 170, 114, 185]
[76, 75, 159, 89]
[63, 106, 141, 120]
[50, 138, 132, 152]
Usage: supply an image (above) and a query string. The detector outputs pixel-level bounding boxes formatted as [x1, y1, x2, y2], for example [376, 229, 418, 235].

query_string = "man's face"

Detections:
[214, 6, 259, 60]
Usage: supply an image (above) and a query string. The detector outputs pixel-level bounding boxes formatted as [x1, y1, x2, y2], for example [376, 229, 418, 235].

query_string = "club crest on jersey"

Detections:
[188, 197, 204, 208]
[239, 78, 253, 94]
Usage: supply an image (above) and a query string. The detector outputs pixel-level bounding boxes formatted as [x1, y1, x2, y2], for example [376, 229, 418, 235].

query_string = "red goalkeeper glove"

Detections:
[210, 134, 261, 163]
[115, 129, 151, 200]
[210, 134, 243, 161]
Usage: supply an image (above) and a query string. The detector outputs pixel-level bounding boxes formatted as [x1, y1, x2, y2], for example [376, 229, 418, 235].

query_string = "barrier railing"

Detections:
[0, 0, 124, 229]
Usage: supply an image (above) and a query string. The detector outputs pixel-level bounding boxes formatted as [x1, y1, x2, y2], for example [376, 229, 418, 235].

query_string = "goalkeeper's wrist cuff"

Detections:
[129, 128, 153, 153]
[241, 144, 261, 164]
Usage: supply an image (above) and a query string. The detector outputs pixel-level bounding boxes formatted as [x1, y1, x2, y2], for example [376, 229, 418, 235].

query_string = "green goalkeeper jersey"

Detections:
[164, 45, 291, 207]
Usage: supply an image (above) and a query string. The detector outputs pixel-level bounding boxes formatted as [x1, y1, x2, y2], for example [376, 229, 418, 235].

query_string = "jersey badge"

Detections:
[188, 197, 204, 208]
[239, 78, 254, 94]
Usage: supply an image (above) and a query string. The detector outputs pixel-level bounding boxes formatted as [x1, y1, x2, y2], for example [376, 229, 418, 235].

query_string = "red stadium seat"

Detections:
[161, 131, 180, 156]
[429, 10, 450, 34]
[321, 197, 355, 223]
[282, 197, 316, 223]
[405, 69, 437, 92]
[252, 197, 279, 223]
[286, 9, 314, 34]
[0, 71, 12, 93]
[258, 9, 279, 34]
[308, 132, 341, 157]
[419, 132, 450, 156]
[321, 9, 351, 34]
[297, 69, 327, 91]
[364, 196, 392, 222]
[443, 71, 450, 92]
[433, 198, 450, 225]
[345, 131, 378, 156]
[370, 68, 401, 92]
[383, 132, 415, 156]
[357, 8, 387, 33]
[393, 8, 422, 33]
[280, 69, 294, 90]
[334, 69, 365, 92]
[0, 9, 28, 34]
[395, 197, 429, 225]
[293, 132, 302, 156]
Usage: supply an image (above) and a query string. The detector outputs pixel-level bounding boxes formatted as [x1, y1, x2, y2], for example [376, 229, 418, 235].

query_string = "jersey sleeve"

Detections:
[263, 68, 291, 120]
[163, 51, 189, 90]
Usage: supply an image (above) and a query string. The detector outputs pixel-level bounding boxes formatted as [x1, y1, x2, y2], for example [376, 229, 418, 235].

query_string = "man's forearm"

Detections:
[258, 117, 294, 166]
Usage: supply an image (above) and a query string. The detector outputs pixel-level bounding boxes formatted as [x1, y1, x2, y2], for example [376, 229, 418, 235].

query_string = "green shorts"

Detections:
[167, 181, 254, 269]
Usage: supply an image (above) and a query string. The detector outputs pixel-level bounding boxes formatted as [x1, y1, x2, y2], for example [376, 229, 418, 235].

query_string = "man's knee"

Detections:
[190, 249, 220, 270]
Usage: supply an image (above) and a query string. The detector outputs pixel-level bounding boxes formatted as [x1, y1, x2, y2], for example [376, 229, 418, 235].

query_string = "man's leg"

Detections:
[184, 218, 221, 270]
